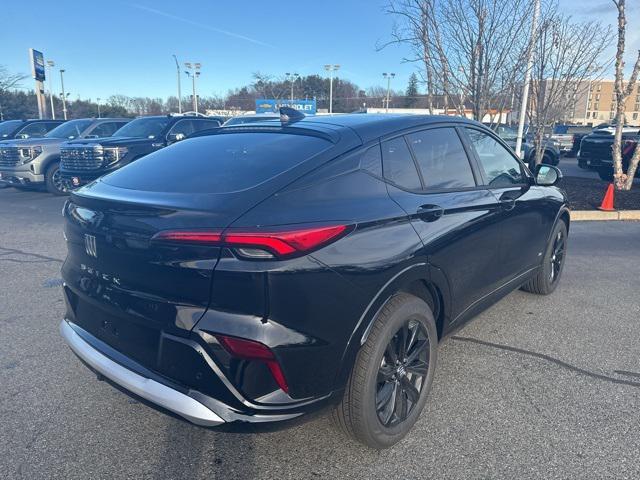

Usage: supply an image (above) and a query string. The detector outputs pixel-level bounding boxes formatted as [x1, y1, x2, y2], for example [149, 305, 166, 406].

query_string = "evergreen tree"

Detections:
[405, 73, 419, 108]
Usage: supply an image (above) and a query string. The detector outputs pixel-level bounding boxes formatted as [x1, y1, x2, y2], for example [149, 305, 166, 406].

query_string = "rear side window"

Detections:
[193, 119, 221, 131]
[102, 132, 332, 193]
[406, 128, 475, 189]
[381, 137, 421, 190]
[465, 129, 525, 187]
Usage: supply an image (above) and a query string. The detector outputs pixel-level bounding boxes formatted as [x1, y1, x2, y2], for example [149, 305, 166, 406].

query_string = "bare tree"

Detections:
[383, 0, 533, 121]
[611, 0, 640, 190]
[0, 66, 27, 92]
[528, 11, 613, 165]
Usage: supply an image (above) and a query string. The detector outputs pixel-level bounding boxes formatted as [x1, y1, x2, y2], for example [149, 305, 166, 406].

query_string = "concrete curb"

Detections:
[570, 210, 640, 221]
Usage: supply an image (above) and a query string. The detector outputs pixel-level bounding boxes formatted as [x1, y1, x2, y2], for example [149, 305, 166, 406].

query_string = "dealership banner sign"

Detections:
[256, 99, 316, 115]
[29, 48, 46, 82]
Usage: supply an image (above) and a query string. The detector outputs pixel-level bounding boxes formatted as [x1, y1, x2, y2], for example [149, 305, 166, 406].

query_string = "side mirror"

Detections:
[535, 164, 562, 186]
[167, 132, 185, 144]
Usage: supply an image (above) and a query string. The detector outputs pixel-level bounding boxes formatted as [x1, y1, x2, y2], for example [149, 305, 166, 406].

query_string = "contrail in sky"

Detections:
[130, 4, 276, 48]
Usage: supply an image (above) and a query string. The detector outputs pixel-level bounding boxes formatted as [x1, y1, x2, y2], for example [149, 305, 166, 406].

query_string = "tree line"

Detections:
[0, 70, 425, 120]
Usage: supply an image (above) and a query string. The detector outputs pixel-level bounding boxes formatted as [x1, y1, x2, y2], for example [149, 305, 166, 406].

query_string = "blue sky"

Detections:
[2, 0, 638, 101]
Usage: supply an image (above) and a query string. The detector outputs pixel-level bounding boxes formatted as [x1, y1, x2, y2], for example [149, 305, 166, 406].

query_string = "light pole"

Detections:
[185, 62, 201, 114]
[172, 54, 182, 113]
[383, 72, 395, 113]
[324, 64, 340, 114]
[46, 60, 56, 119]
[59, 69, 68, 120]
[286, 72, 299, 101]
[97, 98, 101, 118]
[515, 0, 541, 159]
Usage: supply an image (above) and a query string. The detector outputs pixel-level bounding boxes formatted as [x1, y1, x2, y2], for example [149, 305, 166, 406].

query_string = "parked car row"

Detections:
[577, 124, 640, 180]
[0, 114, 224, 194]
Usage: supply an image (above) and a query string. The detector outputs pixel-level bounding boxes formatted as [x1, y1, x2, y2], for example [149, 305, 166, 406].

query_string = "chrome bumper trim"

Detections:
[59, 320, 224, 427]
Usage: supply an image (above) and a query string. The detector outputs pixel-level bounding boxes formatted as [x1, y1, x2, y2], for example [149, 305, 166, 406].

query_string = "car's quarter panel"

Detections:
[197, 148, 424, 400]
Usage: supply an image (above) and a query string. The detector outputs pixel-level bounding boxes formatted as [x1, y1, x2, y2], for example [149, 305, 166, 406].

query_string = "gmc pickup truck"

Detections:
[0, 118, 129, 194]
[60, 115, 222, 190]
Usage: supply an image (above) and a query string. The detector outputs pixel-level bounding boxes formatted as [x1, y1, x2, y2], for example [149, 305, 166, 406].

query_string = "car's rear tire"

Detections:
[521, 220, 567, 295]
[45, 162, 68, 195]
[332, 293, 437, 449]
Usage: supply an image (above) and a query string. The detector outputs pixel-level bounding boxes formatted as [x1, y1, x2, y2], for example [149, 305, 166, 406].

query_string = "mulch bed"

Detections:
[561, 176, 640, 210]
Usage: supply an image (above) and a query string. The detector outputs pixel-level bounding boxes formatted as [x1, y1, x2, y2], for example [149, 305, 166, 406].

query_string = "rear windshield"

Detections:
[102, 132, 332, 193]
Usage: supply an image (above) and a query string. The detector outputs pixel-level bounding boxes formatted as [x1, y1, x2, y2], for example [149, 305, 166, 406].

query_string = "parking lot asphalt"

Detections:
[1, 186, 640, 480]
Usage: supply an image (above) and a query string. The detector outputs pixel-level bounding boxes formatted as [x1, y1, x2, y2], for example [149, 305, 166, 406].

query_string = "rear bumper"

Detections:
[60, 319, 225, 426]
[60, 318, 324, 426]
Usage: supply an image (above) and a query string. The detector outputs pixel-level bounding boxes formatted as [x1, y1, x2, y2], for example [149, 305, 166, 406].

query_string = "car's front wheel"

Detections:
[521, 220, 568, 295]
[333, 293, 437, 449]
[45, 162, 68, 195]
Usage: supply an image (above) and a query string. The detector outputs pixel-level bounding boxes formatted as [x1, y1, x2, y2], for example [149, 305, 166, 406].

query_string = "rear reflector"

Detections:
[216, 335, 289, 393]
[153, 224, 349, 258]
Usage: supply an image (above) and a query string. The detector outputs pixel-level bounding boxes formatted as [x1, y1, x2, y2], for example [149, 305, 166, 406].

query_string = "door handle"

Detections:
[416, 204, 444, 222]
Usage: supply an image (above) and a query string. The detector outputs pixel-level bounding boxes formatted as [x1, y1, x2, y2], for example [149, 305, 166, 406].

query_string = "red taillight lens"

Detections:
[216, 335, 289, 393]
[153, 224, 349, 259]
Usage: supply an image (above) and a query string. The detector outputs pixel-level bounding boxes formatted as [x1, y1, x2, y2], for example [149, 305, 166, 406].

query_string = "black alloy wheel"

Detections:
[549, 228, 565, 284]
[376, 319, 430, 427]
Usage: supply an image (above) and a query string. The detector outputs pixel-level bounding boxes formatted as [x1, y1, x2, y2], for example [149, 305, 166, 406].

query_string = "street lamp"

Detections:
[96, 97, 101, 118]
[383, 72, 395, 113]
[285, 72, 300, 101]
[59, 69, 68, 120]
[185, 62, 201, 114]
[172, 54, 182, 114]
[46, 60, 56, 119]
[324, 64, 340, 114]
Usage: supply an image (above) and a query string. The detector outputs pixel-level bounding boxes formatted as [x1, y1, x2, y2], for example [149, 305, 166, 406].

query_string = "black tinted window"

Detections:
[406, 128, 475, 189]
[17, 123, 49, 138]
[360, 145, 382, 177]
[466, 129, 525, 187]
[381, 137, 421, 190]
[193, 119, 221, 131]
[90, 122, 122, 137]
[103, 133, 332, 193]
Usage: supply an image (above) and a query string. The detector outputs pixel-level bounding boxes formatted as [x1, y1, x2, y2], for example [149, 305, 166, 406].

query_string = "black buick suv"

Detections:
[60, 112, 569, 448]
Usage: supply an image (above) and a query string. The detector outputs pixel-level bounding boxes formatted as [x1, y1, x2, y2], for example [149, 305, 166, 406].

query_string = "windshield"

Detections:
[103, 132, 332, 193]
[112, 117, 170, 139]
[224, 116, 279, 126]
[0, 120, 22, 138]
[45, 119, 93, 139]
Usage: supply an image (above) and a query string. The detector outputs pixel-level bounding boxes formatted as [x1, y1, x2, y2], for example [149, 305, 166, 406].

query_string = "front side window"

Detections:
[406, 128, 475, 190]
[89, 122, 124, 138]
[381, 137, 421, 190]
[113, 117, 170, 139]
[465, 129, 525, 187]
[168, 119, 196, 138]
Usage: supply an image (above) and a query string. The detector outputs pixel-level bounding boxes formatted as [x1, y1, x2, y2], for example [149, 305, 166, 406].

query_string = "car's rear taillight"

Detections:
[152, 224, 350, 259]
[215, 335, 289, 393]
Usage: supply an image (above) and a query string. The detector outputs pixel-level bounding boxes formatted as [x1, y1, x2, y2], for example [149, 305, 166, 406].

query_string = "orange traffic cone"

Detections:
[598, 183, 615, 211]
